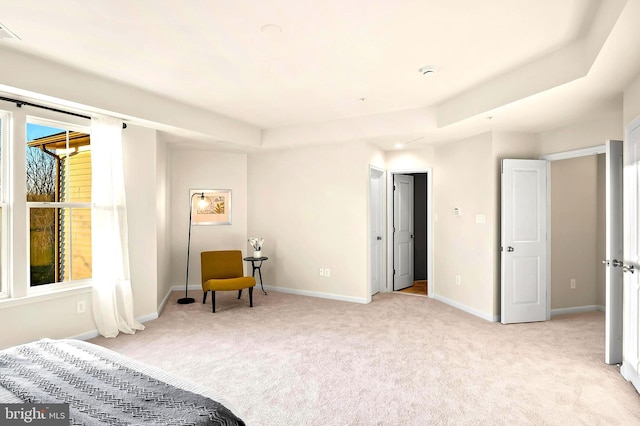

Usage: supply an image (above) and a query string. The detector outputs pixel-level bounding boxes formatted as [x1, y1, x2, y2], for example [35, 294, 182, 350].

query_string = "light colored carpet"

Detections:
[89, 290, 640, 425]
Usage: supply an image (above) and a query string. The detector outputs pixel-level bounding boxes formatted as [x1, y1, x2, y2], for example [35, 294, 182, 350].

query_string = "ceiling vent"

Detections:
[0, 22, 20, 40]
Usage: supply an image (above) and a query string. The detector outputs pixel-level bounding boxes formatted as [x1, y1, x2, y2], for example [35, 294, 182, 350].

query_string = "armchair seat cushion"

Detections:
[203, 276, 256, 292]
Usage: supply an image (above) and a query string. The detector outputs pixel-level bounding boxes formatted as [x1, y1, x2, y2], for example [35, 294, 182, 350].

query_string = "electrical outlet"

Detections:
[76, 301, 86, 314]
[319, 268, 324, 277]
[455, 275, 461, 285]
[325, 268, 331, 277]
[570, 279, 576, 289]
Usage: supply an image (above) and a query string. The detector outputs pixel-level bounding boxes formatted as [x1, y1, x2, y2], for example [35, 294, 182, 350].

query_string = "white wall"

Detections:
[168, 149, 248, 290]
[432, 133, 495, 319]
[247, 141, 373, 302]
[537, 110, 623, 154]
[624, 73, 640, 125]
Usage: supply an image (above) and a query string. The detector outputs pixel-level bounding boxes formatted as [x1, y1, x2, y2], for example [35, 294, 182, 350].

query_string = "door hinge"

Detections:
[394, 185, 396, 191]
[393, 269, 396, 275]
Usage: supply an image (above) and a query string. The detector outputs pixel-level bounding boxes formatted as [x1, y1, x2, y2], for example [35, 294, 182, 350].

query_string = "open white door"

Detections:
[393, 174, 414, 291]
[369, 167, 384, 296]
[621, 119, 640, 392]
[501, 159, 548, 324]
[605, 140, 624, 365]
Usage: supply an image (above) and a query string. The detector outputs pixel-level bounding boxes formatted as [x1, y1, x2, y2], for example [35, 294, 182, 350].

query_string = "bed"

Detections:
[0, 338, 245, 425]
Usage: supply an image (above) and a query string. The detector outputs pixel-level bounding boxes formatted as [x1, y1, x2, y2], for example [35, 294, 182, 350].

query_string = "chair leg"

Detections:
[211, 291, 216, 313]
[203, 291, 207, 304]
[249, 287, 253, 308]
[237, 289, 242, 299]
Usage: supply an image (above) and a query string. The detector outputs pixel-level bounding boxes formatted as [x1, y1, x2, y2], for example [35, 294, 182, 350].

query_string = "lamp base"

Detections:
[177, 297, 195, 304]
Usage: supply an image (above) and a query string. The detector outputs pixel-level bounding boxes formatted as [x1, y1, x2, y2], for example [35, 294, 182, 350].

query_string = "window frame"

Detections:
[0, 110, 8, 299]
[26, 116, 92, 292]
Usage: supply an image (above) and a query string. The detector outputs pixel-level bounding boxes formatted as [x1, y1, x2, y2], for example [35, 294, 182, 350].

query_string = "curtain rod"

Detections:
[0, 95, 127, 129]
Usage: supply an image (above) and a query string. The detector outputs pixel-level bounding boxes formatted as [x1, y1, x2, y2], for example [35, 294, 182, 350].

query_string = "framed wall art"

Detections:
[189, 189, 232, 225]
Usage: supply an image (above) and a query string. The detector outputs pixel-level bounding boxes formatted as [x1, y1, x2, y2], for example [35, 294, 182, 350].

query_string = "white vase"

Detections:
[253, 250, 262, 258]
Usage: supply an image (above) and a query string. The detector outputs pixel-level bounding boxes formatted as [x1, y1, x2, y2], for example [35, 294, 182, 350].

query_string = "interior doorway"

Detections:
[548, 154, 606, 314]
[386, 169, 433, 297]
[541, 141, 623, 366]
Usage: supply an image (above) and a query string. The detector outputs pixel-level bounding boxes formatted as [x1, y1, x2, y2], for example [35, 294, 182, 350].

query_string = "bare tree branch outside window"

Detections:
[26, 147, 56, 202]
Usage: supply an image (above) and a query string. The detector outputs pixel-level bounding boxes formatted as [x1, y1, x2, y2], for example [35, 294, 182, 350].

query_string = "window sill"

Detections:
[0, 282, 92, 310]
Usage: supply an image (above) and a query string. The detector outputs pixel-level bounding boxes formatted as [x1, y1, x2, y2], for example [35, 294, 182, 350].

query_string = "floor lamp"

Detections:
[178, 192, 206, 304]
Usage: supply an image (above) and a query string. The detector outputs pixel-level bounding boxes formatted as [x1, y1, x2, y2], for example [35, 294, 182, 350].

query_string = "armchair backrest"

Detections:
[201, 250, 244, 281]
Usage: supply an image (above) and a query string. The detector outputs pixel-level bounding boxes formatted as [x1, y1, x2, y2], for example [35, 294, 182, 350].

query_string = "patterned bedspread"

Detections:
[0, 339, 244, 425]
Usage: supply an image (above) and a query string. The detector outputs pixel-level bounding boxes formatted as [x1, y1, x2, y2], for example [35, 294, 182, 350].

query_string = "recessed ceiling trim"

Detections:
[0, 22, 20, 40]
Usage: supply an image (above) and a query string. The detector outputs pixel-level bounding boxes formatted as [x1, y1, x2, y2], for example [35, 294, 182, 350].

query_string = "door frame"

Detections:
[368, 165, 386, 300]
[621, 117, 640, 391]
[539, 144, 608, 320]
[386, 168, 433, 296]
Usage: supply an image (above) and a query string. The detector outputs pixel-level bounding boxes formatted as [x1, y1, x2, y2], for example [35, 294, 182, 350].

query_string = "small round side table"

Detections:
[243, 256, 268, 295]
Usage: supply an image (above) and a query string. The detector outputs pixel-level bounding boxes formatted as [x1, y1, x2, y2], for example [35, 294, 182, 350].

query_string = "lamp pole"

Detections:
[178, 192, 204, 304]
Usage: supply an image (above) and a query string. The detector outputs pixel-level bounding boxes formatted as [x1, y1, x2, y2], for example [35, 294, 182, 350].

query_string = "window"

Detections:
[26, 120, 91, 287]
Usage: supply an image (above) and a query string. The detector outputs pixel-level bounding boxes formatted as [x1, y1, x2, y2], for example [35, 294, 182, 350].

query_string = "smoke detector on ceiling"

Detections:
[419, 65, 437, 76]
[0, 22, 20, 40]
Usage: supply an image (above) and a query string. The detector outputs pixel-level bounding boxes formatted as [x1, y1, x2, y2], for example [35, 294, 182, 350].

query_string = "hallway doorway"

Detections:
[387, 169, 432, 297]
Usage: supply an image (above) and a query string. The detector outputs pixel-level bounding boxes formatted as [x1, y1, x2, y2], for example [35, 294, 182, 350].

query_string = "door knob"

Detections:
[612, 259, 624, 267]
[376, 236, 382, 240]
[507, 246, 514, 252]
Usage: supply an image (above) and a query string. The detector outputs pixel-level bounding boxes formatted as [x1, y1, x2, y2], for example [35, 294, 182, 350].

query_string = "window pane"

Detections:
[30, 207, 56, 285]
[29, 207, 92, 286]
[26, 123, 91, 203]
[26, 124, 62, 202]
[66, 145, 91, 203]
[68, 207, 92, 281]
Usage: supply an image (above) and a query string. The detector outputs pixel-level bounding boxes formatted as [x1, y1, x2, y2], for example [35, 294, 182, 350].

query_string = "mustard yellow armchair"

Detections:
[201, 250, 256, 313]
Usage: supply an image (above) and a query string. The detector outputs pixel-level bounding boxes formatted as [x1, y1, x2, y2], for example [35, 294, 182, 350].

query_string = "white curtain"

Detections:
[91, 115, 144, 338]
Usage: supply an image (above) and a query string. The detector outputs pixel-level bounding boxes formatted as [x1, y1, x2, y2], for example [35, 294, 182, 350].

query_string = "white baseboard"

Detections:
[157, 285, 184, 313]
[69, 329, 100, 341]
[168, 283, 369, 305]
[621, 362, 640, 393]
[431, 293, 499, 322]
[69, 311, 159, 342]
[551, 305, 605, 316]
[262, 285, 369, 304]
